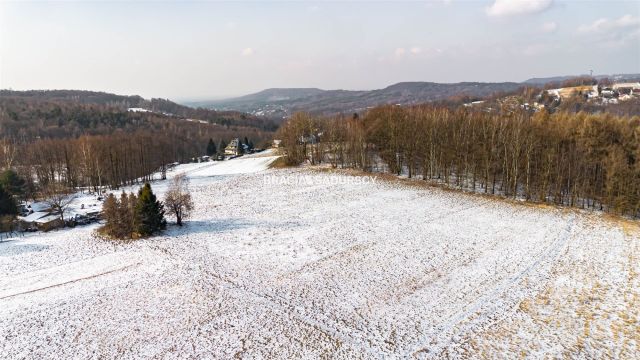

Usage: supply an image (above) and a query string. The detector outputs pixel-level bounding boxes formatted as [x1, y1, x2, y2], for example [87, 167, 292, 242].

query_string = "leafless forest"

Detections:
[279, 106, 640, 217]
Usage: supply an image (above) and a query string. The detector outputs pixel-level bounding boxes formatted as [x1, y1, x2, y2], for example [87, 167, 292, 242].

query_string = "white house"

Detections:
[225, 138, 241, 156]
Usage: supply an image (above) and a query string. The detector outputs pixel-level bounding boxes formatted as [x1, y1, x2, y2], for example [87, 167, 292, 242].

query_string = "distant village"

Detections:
[465, 81, 640, 113]
[542, 82, 640, 105]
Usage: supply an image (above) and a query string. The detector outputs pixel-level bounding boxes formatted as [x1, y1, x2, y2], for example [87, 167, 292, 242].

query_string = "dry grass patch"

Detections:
[267, 156, 289, 169]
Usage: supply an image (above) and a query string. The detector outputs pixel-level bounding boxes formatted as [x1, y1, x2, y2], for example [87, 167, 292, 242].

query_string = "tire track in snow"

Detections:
[253, 196, 496, 355]
[282, 197, 491, 279]
[159, 238, 384, 357]
[0, 263, 140, 300]
[236, 197, 495, 356]
[0, 252, 145, 300]
[408, 214, 577, 357]
[201, 267, 384, 357]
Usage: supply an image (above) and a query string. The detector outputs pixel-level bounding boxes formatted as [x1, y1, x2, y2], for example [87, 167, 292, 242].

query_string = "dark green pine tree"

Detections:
[218, 139, 227, 155]
[206, 138, 217, 156]
[135, 183, 166, 236]
[0, 184, 17, 216]
[237, 138, 244, 155]
[0, 169, 26, 198]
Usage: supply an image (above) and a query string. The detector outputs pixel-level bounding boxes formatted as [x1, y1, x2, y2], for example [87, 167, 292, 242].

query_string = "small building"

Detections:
[34, 214, 65, 232]
[272, 139, 282, 148]
[225, 138, 240, 156]
[19, 211, 49, 230]
[612, 82, 640, 95]
[19, 211, 64, 232]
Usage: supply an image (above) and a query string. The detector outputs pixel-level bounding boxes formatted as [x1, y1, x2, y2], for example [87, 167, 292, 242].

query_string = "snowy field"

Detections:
[1, 152, 638, 359]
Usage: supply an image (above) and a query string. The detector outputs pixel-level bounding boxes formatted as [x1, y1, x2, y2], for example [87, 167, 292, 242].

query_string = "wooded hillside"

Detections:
[0, 90, 276, 195]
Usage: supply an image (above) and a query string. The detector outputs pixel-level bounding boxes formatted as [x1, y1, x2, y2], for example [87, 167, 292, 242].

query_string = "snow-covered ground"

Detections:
[1, 155, 638, 358]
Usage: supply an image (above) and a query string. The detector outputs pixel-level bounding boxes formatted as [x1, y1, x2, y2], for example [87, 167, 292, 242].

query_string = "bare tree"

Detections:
[164, 174, 194, 226]
[42, 183, 76, 223]
[0, 137, 18, 170]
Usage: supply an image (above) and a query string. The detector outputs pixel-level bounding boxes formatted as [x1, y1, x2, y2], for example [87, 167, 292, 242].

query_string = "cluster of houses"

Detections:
[544, 82, 640, 105]
[18, 198, 102, 232]
[482, 82, 640, 113]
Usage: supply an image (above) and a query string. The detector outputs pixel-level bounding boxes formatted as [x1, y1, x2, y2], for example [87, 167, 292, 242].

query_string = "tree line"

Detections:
[278, 106, 640, 217]
[1, 120, 269, 199]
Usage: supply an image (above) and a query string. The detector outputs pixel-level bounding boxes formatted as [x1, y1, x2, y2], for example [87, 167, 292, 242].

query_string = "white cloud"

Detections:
[486, 0, 553, 17]
[577, 14, 640, 34]
[394, 47, 406, 57]
[541, 21, 557, 33]
[410, 46, 422, 54]
[241, 47, 254, 56]
[576, 14, 640, 48]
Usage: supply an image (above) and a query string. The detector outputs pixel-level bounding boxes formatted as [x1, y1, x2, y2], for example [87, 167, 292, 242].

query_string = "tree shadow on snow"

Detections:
[164, 218, 304, 238]
[164, 219, 262, 237]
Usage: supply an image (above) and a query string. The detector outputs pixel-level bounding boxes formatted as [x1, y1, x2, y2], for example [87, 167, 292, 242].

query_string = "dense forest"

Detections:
[278, 106, 640, 217]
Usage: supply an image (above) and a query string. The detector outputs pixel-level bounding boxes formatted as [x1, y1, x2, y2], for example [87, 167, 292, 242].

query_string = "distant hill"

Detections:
[0, 89, 279, 140]
[191, 82, 524, 117]
[222, 88, 326, 103]
[524, 73, 640, 85]
[189, 74, 640, 118]
[0, 89, 279, 132]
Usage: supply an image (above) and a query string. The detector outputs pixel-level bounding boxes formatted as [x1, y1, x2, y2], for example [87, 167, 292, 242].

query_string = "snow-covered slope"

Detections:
[182, 152, 279, 179]
[0, 165, 638, 358]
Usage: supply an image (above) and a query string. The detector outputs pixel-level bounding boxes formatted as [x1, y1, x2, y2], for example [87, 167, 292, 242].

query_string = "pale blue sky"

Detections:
[1, 1, 639, 100]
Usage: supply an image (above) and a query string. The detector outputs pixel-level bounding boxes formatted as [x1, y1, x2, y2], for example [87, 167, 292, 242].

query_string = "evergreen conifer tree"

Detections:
[0, 170, 26, 198]
[101, 193, 118, 236]
[0, 184, 17, 216]
[128, 192, 139, 235]
[135, 183, 166, 236]
[206, 138, 217, 156]
[237, 138, 244, 155]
